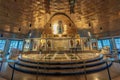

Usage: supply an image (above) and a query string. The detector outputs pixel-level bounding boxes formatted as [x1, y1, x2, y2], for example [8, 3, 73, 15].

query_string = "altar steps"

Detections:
[9, 62, 112, 75]
[9, 55, 112, 75]
[12, 60, 106, 69]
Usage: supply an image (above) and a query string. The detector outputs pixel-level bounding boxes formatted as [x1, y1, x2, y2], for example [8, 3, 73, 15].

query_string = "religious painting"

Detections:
[57, 20, 64, 34]
[91, 39, 97, 50]
[32, 39, 41, 51]
[70, 39, 74, 48]
[47, 40, 51, 48]
[40, 39, 46, 51]
[23, 39, 31, 52]
[75, 39, 80, 48]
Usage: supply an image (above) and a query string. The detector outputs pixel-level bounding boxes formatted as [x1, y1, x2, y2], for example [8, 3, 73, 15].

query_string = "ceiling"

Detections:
[0, 0, 120, 37]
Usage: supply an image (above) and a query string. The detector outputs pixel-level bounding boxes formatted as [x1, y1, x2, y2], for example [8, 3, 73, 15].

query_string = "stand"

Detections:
[105, 61, 112, 80]
[36, 61, 39, 80]
[83, 61, 87, 80]
[0, 61, 3, 71]
[11, 62, 16, 80]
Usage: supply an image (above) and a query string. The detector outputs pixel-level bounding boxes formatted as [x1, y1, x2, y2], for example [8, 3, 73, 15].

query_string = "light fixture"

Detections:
[0, 34, 3, 37]
[52, 23, 58, 34]
[69, 23, 71, 27]
[100, 27, 103, 30]
[29, 23, 32, 27]
[89, 22, 91, 27]
[18, 27, 21, 32]
[28, 30, 32, 38]
[88, 31, 91, 37]
[63, 25, 67, 34]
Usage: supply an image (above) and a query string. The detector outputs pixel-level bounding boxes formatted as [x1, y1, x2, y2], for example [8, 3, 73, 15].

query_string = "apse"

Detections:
[42, 13, 77, 35]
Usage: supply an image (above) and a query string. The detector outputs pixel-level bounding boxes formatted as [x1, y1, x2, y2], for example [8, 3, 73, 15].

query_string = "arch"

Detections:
[43, 12, 78, 34]
[49, 12, 76, 27]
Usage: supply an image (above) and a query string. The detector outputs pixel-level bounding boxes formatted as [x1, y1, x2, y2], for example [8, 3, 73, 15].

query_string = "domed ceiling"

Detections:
[0, 0, 120, 38]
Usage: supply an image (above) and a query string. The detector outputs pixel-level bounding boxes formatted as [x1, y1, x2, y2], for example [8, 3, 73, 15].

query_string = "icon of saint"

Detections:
[57, 21, 64, 34]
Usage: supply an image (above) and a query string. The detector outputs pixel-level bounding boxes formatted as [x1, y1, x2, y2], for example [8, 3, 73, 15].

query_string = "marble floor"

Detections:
[20, 53, 100, 62]
[0, 62, 120, 80]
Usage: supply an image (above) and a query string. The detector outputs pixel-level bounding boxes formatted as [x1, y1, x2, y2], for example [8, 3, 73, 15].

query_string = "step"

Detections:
[14, 60, 106, 69]
[9, 62, 112, 75]
[18, 54, 103, 65]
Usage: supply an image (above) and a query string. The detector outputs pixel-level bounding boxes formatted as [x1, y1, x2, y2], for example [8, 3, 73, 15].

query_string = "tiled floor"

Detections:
[1, 62, 120, 80]
[20, 53, 100, 61]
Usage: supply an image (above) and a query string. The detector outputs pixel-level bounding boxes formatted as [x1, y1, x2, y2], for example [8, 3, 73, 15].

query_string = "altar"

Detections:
[52, 39, 68, 50]
[23, 17, 97, 52]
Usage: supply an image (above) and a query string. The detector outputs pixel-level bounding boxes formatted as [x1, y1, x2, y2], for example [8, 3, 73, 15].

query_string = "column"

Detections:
[4, 39, 10, 55]
[111, 37, 116, 49]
